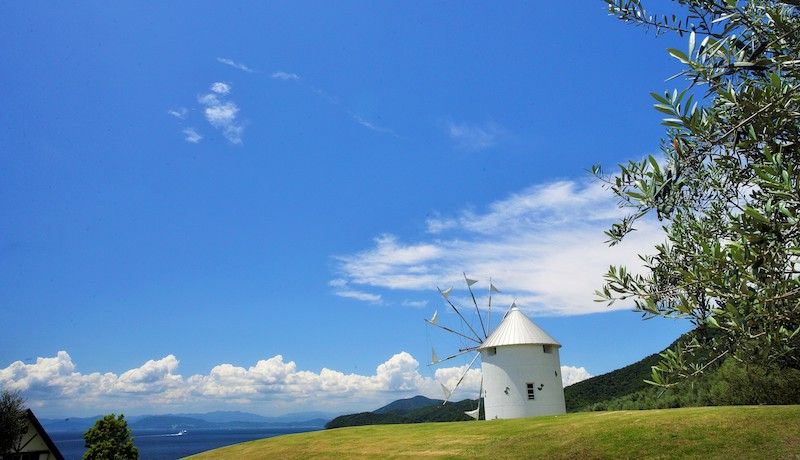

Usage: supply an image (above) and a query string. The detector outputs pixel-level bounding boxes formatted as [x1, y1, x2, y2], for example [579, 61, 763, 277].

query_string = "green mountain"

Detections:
[373, 395, 443, 414]
[564, 346, 665, 412]
[325, 398, 482, 429]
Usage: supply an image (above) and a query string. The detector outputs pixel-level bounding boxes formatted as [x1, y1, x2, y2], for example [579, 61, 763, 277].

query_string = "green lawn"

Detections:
[187, 406, 800, 459]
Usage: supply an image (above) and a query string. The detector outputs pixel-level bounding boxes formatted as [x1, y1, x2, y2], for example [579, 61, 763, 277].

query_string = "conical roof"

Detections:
[478, 306, 560, 349]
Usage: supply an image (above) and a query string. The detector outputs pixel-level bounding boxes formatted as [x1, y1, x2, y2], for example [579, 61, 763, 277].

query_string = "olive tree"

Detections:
[595, 0, 800, 386]
[0, 389, 28, 455]
[83, 414, 139, 460]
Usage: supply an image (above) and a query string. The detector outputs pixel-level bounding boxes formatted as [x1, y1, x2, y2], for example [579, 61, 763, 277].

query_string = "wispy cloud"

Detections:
[1, 350, 590, 417]
[333, 179, 663, 316]
[335, 289, 383, 304]
[198, 82, 244, 144]
[447, 121, 507, 151]
[217, 57, 254, 73]
[401, 299, 429, 308]
[182, 127, 203, 144]
[350, 113, 395, 135]
[271, 71, 301, 81]
[270, 72, 397, 136]
[168, 107, 188, 119]
[329, 278, 382, 304]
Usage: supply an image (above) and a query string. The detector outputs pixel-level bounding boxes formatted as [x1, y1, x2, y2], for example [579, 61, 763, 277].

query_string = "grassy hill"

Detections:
[187, 405, 800, 459]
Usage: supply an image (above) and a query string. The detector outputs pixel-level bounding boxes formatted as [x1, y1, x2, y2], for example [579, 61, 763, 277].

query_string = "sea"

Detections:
[50, 428, 317, 459]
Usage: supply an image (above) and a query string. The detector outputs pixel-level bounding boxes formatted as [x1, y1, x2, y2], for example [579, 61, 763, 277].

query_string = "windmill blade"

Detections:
[464, 273, 488, 339]
[490, 283, 501, 293]
[465, 374, 483, 420]
[440, 383, 452, 401]
[437, 286, 483, 343]
[428, 347, 476, 367]
[431, 348, 440, 365]
[439, 287, 453, 299]
[488, 279, 496, 334]
[429, 310, 439, 325]
[425, 319, 482, 344]
[441, 352, 480, 405]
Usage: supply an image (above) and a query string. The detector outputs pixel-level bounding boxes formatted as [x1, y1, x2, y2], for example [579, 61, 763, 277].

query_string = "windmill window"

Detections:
[543, 345, 553, 354]
[486, 347, 496, 356]
[526, 382, 535, 400]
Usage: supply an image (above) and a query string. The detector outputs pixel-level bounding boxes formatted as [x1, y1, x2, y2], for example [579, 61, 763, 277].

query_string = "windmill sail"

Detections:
[429, 310, 439, 325]
[465, 375, 483, 419]
[431, 348, 440, 365]
[464, 273, 487, 338]
[440, 383, 452, 401]
[440, 287, 453, 299]
[442, 352, 480, 405]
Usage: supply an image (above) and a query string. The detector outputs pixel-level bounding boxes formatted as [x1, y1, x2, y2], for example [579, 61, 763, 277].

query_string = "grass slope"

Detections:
[187, 405, 800, 459]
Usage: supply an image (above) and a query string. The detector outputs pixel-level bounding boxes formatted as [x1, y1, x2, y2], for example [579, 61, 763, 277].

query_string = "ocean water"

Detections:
[50, 428, 316, 459]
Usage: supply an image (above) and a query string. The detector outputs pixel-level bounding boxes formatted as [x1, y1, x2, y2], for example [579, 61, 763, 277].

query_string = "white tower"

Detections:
[478, 306, 566, 419]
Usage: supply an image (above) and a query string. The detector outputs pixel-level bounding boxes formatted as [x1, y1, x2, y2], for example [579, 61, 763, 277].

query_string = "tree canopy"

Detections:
[0, 389, 28, 455]
[83, 414, 139, 460]
[596, 0, 800, 385]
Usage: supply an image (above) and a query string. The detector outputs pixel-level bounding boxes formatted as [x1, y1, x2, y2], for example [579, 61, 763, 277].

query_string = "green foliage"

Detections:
[0, 389, 28, 455]
[83, 414, 139, 460]
[596, 0, 800, 386]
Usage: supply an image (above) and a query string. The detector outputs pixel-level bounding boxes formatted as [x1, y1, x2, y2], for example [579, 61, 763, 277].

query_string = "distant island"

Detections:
[41, 410, 336, 432]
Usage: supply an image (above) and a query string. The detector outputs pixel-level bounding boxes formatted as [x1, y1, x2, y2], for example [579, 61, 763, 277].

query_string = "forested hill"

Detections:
[325, 397, 481, 429]
[564, 344, 667, 412]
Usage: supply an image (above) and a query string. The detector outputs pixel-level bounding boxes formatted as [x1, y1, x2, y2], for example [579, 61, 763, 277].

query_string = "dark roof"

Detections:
[25, 409, 65, 460]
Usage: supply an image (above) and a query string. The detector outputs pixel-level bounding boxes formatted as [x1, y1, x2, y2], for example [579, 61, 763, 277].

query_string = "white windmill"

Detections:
[426, 275, 566, 420]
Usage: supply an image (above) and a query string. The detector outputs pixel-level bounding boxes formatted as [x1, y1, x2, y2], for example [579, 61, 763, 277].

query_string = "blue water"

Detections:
[50, 428, 316, 459]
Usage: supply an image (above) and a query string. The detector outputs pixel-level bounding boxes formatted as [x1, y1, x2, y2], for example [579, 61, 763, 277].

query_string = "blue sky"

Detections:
[1, 2, 692, 417]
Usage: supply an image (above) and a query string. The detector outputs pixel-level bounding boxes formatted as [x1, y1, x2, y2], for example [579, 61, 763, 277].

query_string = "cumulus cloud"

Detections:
[0, 351, 591, 416]
[333, 179, 663, 315]
[447, 121, 507, 151]
[560, 365, 593, 386]
[217, 57, 254, 73]
[199, 82, 244, 144]
[271, 71, 301, 81]
[182, 127, 203, 143]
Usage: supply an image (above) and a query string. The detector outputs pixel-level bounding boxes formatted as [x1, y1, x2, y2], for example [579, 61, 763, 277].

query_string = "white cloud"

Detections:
[447, 121, 507, 151]
[350, 113, 395, 135]
[334, 179, 663, 315]
[1, 351, 590, 417]
[334, 289, 383, 304]
[560, 365, 593, 386]
[402, 299, 429, 308]
[217, 57, 254, 73]
[328, 278, 348, 288]
[271, 71, 301, 81]
[210, 82, 231, 95]
[198, 83, 244, 144]
[182, 128, 203, 143]
[168, 107, 188, 119]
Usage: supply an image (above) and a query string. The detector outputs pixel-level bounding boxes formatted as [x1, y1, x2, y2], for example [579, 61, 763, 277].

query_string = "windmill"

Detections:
[425, 274, 501, 420]
[426, 275, 567, 420]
